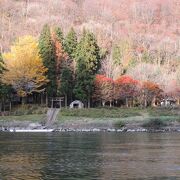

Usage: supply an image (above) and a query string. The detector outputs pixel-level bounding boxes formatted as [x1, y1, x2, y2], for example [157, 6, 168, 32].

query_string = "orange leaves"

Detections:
[51, 32, 68, 72]
[141, 81, 162, 97]
[94, 74, 139, 105]
[93, 75, 114, 105]
[51, 32, 70, 88]
[94, 74, 165, 107]
[54, 39, 68, 61]
[141, 81, 162, 106]
[142, 81, 160, 93]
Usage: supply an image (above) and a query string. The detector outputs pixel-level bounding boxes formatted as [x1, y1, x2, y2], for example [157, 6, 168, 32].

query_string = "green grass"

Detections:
[10, 104, 48, 116]
[60, 107, 142, 118]
[147, 107, 180, 117]
[60, 107, 179, 119]
[0, 114, 45, 122]
[0, 106, 179, 129]
[58, 107, 180, 128]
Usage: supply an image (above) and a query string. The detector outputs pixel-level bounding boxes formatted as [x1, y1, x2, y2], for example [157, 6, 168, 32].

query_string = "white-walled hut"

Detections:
[70, 100, 84, 109]
[160, 97, 177, 107]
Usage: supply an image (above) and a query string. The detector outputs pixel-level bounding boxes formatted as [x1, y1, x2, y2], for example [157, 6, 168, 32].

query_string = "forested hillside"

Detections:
[1, 0, 180, 50]
[0, 0, 179, 108]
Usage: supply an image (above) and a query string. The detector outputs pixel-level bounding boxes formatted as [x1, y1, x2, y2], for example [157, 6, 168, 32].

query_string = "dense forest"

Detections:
[0, 0, 179, 109]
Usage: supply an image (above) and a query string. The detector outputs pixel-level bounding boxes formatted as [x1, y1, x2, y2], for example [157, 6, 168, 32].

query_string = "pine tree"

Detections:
[64, 27, 77, 59]
[52, 28, 74, 107]
[51, 30, 69, 89]
[0, 52, 11, 108]
[58, 67, 73, 108]
[39, 24, 57, 98]
[74, 30, 101, 108]
[0, 53, 3, 74]
[54, 27, 64, 43]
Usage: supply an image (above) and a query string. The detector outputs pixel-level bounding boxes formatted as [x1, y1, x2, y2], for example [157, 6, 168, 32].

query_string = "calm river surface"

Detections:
[0, 132, 180, 180]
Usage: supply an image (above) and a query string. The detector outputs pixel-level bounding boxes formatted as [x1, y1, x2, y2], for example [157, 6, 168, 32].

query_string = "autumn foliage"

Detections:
[93, 74, 164, 107]
[140, 81, 162, 107]
[51, 32, 69, 89]
[114, 76, 139, 106]
[93, 75, 114, 106]
[1, 36, 48, 97]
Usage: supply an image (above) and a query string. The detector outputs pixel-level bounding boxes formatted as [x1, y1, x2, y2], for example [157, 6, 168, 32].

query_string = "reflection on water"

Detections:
[0, 132, 180, 179]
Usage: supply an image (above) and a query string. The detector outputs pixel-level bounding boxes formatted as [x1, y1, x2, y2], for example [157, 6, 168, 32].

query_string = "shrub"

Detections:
[142, 118, 167, 129]
[114, 121, 125, 128]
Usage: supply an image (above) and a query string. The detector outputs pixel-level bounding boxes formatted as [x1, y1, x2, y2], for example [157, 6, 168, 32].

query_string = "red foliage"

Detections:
[141, 81, 163, 106]
[115, 75, 138, 85]
[93, 74, 114, 106]
[115, 75, 139, 100]
[95, 75, 114, 85]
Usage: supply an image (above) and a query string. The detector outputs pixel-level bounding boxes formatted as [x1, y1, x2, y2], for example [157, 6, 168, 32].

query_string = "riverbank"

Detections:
[0, 107, 179, 132]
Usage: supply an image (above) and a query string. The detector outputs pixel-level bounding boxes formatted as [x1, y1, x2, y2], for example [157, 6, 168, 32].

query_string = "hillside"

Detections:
[0, 0, 180, 51]
[0, 0, 179, 107]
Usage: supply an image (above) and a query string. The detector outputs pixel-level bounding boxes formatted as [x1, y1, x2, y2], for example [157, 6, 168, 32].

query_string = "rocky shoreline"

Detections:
[1, 121, 180, 133]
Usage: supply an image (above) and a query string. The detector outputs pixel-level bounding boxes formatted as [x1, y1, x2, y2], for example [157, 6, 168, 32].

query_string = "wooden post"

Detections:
[9, 101, 12, 112]
[60, 99, 62, 109]
[51, 99, 53, 108]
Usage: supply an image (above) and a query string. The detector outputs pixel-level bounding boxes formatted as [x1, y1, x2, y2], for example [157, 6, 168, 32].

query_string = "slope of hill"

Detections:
[0, 0, 179, 51]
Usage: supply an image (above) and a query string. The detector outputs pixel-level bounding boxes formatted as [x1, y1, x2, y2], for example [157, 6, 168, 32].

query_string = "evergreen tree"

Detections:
[39, 24, 57, 98]
[58, 67, 73, 108]
[54, 27, 64, 43]
[74, 30, 101, 108]
[0, 53, 12, 111]
[64, 27, 77, 59]
[0, 53, 3, 73]
[53, 27, 74, 107]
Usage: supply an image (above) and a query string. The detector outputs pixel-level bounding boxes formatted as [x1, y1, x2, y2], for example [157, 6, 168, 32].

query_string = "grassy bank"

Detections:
[0, 105, 47, 124]
[57, 107, 180, 129]
[59, 107, 180, 121]
[0, 106, 179, 129]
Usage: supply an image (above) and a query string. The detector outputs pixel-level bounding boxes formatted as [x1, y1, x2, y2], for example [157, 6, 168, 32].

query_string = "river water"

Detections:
[0, 132, 180, 180]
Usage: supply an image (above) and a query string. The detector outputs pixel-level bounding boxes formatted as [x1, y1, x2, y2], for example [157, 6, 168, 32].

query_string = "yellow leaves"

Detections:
[1, 35, 48, 97]
[18, 90, 26, 97]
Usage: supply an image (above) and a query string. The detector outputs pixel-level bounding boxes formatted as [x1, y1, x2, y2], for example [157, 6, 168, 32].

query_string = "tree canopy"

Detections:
[1, 36, 48, 97]
[39, 24, 57, 97]
[74, 30, 101, 107]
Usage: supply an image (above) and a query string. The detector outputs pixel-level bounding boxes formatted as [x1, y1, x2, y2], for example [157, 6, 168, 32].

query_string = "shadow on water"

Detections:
[0, 132, 180, 179]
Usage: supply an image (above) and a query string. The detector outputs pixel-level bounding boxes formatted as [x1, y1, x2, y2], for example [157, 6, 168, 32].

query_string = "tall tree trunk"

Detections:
[21, 96, 26, 105]
[65, 94, 67, 108]
[110, 101, 112, 107]
[144, 98, 147, 108]
[102, 100, 105, 107]
[46, 93, 48, 107]
[41, 93, 43, 105]
[125, 98, 128, 108]
[9, 102, 12, 112]
[2, 98, 5, 112]
[87, 95, 90, 108]
[0, 101, 2, 113]
[132, 97, 135, 107]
